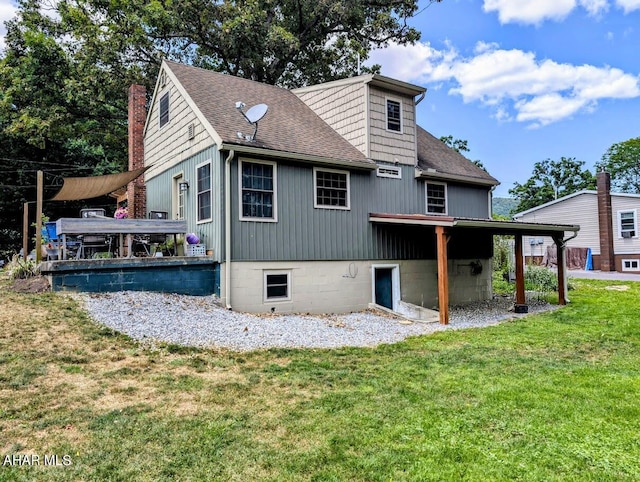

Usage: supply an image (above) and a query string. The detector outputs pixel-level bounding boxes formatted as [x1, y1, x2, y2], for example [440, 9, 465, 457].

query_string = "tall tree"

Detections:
[596, 137, 640, 193]
[509, 157, 596, 213]
[440, 134, 486, 171]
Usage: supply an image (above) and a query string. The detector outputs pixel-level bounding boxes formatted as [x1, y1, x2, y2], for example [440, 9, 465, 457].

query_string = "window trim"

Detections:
[376, 165, 402, 179]
[172, 172, 185, 221]
[618, 209, 637, 239]
[159, 91, 170, 129]
[385, 97, 403, 133]
[239, 159, 278, 223]
[425, 181, 448, 215]
[313, 167, 351, 210]
[622, 259, 640, 272]
[196, 160, 212, 224]
[264, 270, 292, 302]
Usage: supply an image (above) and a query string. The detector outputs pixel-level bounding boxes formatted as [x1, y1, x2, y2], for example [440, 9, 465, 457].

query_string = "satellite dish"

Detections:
[244, 103, 268, 124]
[235, 101, 269, 141]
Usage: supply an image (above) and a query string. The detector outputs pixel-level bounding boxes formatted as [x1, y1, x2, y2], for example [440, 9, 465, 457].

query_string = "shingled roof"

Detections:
[164, 61, 374, 169]
[416, 126, 498, 186]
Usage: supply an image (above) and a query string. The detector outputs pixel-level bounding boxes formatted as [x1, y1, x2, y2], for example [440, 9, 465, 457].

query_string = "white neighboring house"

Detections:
[513, 172, 640, 273]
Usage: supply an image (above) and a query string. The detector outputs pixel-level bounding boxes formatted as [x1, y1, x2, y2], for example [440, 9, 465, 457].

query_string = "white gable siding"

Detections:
[368, 86, 416, 165]
[612, 197, 640, 254]
[294, 83, 367, 156]
[516, 192, 599, 255]
[145, 72, 214, 180]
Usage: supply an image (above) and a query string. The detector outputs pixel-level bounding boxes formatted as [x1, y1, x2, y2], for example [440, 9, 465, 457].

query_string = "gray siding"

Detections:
[447, 183, 490, 218]
[231, 160, 491, 261]
[146, 146, 223, 261]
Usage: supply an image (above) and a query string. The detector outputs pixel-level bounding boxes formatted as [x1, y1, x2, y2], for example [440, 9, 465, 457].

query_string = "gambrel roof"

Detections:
[163, 61, 375, 169]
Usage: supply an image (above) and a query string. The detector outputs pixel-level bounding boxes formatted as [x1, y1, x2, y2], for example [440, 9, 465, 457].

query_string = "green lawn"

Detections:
[1, 278, 639, 481]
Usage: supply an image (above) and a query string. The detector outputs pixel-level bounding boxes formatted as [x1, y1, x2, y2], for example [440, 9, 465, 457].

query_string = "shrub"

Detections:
[524, 264, 557, 293]
[6, 255, 39, 280]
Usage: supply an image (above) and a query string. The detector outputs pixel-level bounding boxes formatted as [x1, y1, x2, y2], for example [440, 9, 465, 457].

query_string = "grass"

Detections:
[0, 277, 639, 481]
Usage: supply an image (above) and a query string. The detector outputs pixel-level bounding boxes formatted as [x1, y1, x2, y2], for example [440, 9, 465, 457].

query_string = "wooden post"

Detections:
[555, 236, 567, 305]
[436, 225, 449, 325]
[23, 202, 29, 259]
[514, 234, 526, 309]
[35, 170, 43, 263]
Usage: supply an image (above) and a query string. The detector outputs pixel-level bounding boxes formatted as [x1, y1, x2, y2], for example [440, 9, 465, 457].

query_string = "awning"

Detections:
[49, 167, 147, 201]
[369, 213, 580, 235]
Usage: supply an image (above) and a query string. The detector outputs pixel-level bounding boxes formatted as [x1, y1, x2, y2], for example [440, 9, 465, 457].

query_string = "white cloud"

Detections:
[616, 0, 640, 12]
[369, 41, 640, 127]
[483, 0, 609, 24]
[0, 0, 18, 50]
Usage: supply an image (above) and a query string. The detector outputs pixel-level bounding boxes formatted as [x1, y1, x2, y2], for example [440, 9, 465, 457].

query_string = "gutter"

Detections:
[220, 143, 376, 171]
[224, 149, 235, 310]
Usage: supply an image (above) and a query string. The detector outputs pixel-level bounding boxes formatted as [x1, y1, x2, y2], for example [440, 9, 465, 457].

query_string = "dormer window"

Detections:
[386, 99, 402, 133]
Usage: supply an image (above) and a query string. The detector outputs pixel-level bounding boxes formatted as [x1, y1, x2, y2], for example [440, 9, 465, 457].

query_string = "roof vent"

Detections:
[235, 102, 268, 141]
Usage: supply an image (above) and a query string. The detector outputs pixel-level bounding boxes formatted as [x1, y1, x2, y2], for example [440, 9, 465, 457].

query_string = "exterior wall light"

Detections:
[179, 181, 190, 192]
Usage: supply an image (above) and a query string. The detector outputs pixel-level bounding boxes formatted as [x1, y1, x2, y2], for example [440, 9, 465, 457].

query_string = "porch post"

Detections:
[514, 234, 527, 311]
[554, 235, 567, 305]
[23, 202, 29, 259]
[436, 225, 449, 325]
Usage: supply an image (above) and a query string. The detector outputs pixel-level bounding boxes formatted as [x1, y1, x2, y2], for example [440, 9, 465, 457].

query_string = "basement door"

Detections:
[372, 265, 400, 310]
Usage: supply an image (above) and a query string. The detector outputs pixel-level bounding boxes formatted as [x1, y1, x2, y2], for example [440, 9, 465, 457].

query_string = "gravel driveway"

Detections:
[78, 292, 559, 351]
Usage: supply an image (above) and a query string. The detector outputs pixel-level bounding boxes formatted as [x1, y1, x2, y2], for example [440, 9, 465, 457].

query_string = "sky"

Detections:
[369, 0, 640, 196]
[1, 0, 639, 197]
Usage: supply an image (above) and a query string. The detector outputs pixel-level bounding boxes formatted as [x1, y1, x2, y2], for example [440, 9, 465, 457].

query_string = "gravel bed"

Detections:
[77, 292, 559, 351]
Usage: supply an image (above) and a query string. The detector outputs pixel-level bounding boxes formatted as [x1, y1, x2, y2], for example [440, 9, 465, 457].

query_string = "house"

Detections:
[139, 60, 577, 318]
[513, 171, 640, 273]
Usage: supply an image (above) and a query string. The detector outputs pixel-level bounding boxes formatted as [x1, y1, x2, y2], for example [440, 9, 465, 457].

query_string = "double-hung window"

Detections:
[159, 92, 170, 128]
[386, 99, 402, 133]
[314, 167, 350, 210]
[196, 162, 212, 222]
[240, 160, 276, 221]
[426, 182, 447, 215]
[619, 210, 637, 238]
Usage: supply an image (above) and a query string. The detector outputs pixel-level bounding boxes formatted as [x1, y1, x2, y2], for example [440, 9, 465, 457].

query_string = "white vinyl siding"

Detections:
[313, 167, 350, 210]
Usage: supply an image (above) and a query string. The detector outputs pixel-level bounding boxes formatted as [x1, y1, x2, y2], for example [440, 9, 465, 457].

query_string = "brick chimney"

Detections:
[127, 84, 147, 219]
[597, 171, 615, 271]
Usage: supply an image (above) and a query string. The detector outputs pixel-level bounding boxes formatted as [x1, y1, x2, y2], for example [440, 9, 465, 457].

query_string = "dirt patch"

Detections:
[11, 276, 50, 293]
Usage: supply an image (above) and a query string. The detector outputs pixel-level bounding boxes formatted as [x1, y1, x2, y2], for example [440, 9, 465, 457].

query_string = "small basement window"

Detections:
[264, 271, 291, 301]
[622, 259, 640, 271]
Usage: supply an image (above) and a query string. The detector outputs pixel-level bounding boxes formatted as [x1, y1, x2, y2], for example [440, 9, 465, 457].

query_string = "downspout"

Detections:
[225, 149, 235, 309]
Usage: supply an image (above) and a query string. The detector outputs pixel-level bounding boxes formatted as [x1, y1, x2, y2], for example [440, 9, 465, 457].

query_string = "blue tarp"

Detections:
[585, 247, 593, 270]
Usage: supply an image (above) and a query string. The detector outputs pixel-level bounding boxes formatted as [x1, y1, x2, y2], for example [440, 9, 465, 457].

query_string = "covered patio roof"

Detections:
[369, 213, 581, 324]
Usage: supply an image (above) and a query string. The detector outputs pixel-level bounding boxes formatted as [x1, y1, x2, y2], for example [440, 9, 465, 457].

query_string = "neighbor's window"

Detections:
[264, 271, 291, 301]
[240, 160, 276, 221]
[314, 167, 350, 209]
[159, 92, 170, 128]
[196, 162, 211, 222]
[619, 210, 637, 238]
[386, 99, 402, 132]
[622, 259, 640, 271]
[426, 182, 447, 214]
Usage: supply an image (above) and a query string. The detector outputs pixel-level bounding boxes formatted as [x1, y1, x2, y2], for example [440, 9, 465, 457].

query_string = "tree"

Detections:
[596, 137, 640, 193]
[440, 134, 486, 170]
[509, 157, 596, 213]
